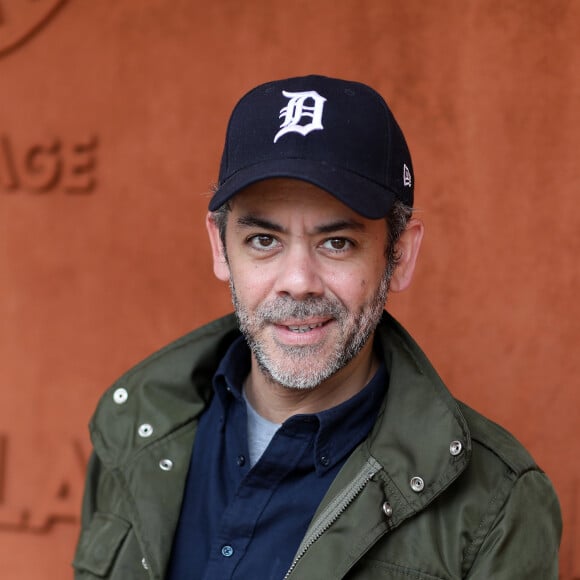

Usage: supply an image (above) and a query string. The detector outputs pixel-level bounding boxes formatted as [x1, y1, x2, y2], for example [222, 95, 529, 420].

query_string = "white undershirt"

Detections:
[243, 390, 281, 467]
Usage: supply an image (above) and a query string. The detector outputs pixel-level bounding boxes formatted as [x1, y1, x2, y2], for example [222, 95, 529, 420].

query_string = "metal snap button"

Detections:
[221, 545, 234, 557]
[159, 459, 173, 471]
[450, 440, 463, 456]
[382, 501, 393, 518]
[138, 423, 153, 438]
[141, 557, 149, 570]
[113, 388, 128, 404]
[410, 476, 425, 492]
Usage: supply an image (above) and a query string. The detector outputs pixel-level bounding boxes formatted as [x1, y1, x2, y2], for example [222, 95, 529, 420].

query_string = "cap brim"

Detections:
[209, 158, 396, 219]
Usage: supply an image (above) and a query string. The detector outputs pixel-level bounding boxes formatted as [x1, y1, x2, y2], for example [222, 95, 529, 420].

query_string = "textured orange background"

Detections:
[1, 1, 579, 578]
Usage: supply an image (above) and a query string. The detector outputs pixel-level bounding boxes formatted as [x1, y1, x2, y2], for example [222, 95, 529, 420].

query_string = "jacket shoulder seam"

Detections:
[457, 401, 537, 475]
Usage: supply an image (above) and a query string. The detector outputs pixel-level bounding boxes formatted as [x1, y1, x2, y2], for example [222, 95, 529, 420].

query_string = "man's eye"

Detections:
[322, 238, 352, 251]
[249, 235, 279, 250]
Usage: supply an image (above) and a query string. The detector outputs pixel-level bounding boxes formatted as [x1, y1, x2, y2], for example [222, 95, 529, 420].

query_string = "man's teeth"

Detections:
[287, 322, 324, 333]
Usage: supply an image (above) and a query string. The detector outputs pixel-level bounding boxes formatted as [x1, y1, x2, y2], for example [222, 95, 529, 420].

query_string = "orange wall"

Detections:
[1, 1, 579, 577]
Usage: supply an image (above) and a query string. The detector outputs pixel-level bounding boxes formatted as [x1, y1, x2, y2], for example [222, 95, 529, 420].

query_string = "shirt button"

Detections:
[221, 545, 234, 558]
[319, 455, 330, 467]
[237, 455, 246, 467]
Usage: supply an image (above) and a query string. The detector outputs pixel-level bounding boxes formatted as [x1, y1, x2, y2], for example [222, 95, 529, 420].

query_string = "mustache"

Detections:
[254, 296, 345, 323]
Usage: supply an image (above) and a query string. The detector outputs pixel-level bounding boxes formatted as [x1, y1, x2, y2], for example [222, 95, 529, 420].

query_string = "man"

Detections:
[73, 75, 561, 579]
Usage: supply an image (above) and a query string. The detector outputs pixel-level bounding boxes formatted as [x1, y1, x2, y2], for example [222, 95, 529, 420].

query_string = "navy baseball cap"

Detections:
[209, 75, 414, 219]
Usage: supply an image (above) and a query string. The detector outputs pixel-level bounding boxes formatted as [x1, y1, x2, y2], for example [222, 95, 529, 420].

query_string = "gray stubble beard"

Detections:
[230, 269, 390, 390]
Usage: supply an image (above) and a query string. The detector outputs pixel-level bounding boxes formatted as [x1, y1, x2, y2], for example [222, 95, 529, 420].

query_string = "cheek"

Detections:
[325, 270, 370, 305]
[230, 263, 274, 302]
[328, 262, 385, 307]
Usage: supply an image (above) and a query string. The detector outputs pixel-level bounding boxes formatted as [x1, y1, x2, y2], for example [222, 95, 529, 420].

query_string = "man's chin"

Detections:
[261, 369, 330, 391]
[254, 351, 344, 391]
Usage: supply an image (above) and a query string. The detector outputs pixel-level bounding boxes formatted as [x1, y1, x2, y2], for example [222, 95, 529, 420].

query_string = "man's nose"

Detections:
[273, 245, 324, 300]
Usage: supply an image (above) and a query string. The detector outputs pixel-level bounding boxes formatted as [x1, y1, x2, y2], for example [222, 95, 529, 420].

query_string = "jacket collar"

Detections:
[90, 315, 239, 466]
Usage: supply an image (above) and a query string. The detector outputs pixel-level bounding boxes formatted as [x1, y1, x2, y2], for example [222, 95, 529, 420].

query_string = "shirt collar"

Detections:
[213, 335, 250, 408]
[306, 362, 386, 474]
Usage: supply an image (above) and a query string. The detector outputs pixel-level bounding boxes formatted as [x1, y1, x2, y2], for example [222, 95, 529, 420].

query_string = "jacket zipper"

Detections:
[283, 457, 383, 580]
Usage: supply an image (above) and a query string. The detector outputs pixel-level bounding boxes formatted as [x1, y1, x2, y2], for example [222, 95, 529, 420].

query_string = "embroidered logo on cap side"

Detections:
[403, 163, 412, 188]
[273, 90, 327, 143]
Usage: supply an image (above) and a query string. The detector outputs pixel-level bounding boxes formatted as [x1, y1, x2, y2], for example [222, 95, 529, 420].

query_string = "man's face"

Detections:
[211, 179, 391, 390]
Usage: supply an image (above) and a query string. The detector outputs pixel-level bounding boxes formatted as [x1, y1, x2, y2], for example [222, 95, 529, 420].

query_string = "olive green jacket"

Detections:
[73, 313, 561, 579]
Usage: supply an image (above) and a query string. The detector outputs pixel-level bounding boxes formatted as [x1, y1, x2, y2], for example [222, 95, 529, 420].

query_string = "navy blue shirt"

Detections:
[167, 336, 386, 580]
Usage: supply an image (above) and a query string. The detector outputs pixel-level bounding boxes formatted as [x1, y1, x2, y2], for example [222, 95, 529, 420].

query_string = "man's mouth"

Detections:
[286, 322, 326, 333]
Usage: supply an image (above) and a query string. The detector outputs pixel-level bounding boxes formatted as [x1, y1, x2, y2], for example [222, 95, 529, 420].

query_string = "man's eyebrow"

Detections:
[236, 215, 286, 233]
[314, 220, 366, 234]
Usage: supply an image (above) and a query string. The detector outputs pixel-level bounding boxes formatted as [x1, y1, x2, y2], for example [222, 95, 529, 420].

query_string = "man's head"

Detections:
[206, 75, 423, 392]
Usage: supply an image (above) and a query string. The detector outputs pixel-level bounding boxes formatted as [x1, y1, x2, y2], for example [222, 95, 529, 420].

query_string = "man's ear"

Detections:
[205, 212, 230, 282]
[389, 218, 424, 293]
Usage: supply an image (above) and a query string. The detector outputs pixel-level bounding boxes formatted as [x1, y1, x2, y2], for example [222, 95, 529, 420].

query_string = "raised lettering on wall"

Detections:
[0, 434, 88, 533]
[0, 135, 98, 194]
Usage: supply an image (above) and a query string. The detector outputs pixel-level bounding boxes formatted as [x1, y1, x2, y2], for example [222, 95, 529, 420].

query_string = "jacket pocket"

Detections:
[73, 512, 131, 577]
